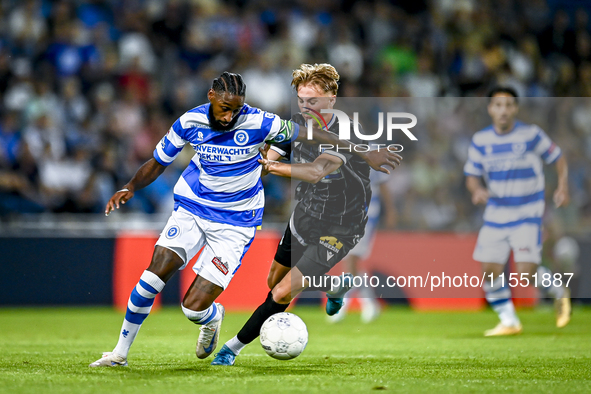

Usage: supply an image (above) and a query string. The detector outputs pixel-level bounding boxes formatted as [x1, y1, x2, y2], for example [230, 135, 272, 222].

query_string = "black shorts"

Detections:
[274, 205, 365, 277]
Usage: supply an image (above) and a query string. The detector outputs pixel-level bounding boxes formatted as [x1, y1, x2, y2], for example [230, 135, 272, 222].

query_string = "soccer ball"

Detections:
[260, 312, 308, 360]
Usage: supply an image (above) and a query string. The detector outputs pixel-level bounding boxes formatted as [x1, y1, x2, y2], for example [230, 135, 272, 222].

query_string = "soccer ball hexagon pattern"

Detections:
[260, 312, 308, 360]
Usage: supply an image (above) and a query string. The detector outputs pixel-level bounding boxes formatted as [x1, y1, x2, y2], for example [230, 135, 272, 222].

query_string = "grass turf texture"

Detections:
[0, 306, 590, 393]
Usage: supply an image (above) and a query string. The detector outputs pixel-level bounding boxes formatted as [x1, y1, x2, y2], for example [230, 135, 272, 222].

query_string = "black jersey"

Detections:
[272, 113, 371, 226]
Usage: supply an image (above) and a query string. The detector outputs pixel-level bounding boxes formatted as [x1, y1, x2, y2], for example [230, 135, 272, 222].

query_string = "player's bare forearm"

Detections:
[379, 182, 398, 228]
[466, 176, 483, 193]
[261, 160, 337, 184]
[105, 158, 166, 216]
[466, 175, 489, 205]
[297, 127, 402, 173]
[261, 160, 291, 179]
[125, 158, 167, 192]
[291, 156, 342, 184]
[555, 155, 568, 189]
[553, 155, 570, 207]
[261, 148, 283, 177]
[259, 148, 341, 184]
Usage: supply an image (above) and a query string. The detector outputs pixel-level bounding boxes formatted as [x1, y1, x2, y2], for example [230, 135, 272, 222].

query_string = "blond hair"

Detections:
[291, 63, 340, 95]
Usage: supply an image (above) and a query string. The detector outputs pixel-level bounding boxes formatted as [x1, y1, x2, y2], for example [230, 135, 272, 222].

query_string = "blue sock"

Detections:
[484, 277, 520, 326]
[113, 270, 165, 358]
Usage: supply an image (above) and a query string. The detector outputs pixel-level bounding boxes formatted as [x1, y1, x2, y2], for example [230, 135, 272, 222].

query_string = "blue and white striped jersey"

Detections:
[463, 121, 561, 228]
[153, 103, 299, 227]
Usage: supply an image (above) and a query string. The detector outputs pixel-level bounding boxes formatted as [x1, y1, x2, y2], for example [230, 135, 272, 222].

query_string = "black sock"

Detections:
[236, 291, 289, 344]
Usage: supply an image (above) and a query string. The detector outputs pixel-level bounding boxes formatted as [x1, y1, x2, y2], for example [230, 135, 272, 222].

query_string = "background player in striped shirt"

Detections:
[464, 87, 571, 337]
[90, 71, 401, 367]
[328, 170, 397, 324]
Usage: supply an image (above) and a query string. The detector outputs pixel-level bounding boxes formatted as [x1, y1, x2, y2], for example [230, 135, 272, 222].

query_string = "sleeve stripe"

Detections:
[161, 138, 183, 157]
[470, 142, 485, 156]
[166, 128, 186, 148]
[290, 122, 300, 142]
[464, 171, 482, 177]
[154, 145, 175, 165]
[470, 160, 483, 169]
[545, 147, 562, 164]
[463, 161, 483, 176]
[322, 150, 347, 164]
[269, 145, 288, 157]
[153, 149, 169, 166]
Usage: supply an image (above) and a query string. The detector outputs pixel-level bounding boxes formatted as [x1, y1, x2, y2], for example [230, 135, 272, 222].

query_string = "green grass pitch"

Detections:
[1, 305, 590, 393]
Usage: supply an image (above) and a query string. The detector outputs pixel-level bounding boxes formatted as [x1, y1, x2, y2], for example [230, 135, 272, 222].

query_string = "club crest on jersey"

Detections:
[198, 131, 204, 140]
[166, 225, 180, 239]
[234, 130, 249, 146]
[485, 145, 493, 155]
[512, 142, 526, 155]
[212, 256, 229, 275]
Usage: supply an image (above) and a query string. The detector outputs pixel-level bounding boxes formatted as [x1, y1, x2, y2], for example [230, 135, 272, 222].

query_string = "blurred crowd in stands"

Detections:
[0, 0, 590, 235]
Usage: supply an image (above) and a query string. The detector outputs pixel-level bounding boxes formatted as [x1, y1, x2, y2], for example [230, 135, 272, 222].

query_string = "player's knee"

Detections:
[481, 262, 504, 278]
[267, 270, 282, 290]
[271, 285, 292, 304]
[516, 262, 538, 276]
[148, 247, 184, 282]
[267, 260, 289, 290]
[266, 274, 275, 290]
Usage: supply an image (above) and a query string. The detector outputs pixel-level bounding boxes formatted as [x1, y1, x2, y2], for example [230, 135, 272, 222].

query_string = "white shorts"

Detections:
[473, 222, 542, 265]
[348, 215, 379, 260]
[155, 207, 256, 289]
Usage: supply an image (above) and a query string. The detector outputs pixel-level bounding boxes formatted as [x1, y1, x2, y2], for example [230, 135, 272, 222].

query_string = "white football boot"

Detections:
[555, 288, 572, 328]
[484, 322, 523, 337]
[89, 352, 128, 367]
[196, 303, 225, 359]
[360, 298, 381, 323]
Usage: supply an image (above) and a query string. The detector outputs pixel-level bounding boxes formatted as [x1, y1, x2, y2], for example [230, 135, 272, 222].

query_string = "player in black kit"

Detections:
[211, 64, 401, 366]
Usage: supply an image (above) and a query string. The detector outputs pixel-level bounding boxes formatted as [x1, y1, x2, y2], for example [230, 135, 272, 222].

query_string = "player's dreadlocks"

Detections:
[291, 64, 340, 95]
[212, 72, 247, 96]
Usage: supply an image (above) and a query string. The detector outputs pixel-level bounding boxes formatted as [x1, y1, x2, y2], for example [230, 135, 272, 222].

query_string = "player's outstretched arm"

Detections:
[466, 175, 489, 205]
[294, 128, 402, 173]
[260, 144, 284, 177]
[105, 158, 166, 216]
[553, 155, 570, 208]
[258, 147, 342, 184]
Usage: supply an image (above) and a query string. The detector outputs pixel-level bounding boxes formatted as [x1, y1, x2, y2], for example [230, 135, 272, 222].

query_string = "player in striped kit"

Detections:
[328, 170, 396, 324]
[90, 72, 400, 367]
[464, 87, 571, 336]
